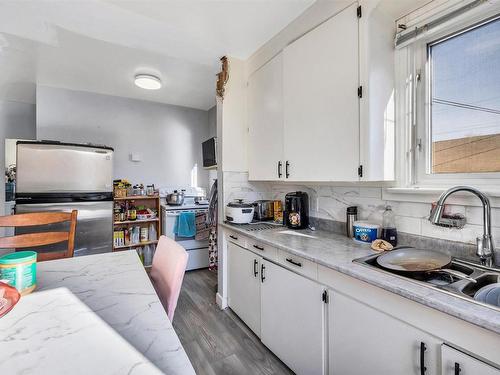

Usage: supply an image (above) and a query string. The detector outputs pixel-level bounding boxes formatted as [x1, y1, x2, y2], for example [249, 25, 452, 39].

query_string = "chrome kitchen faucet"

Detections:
[429, 186, 495, 267]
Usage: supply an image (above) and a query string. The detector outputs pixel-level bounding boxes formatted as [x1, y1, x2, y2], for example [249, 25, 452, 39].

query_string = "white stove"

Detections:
[161, 198, 210, 271]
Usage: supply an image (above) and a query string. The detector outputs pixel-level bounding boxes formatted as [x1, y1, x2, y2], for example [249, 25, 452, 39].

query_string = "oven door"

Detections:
[161, 208, 209, 250]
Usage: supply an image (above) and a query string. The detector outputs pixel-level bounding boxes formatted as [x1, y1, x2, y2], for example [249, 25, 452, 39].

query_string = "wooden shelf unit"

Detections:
[113, 240, 159, 251]
[112, 195, 161, 253]
[113, 218, 159, 226]
[114, 195, 160, 201]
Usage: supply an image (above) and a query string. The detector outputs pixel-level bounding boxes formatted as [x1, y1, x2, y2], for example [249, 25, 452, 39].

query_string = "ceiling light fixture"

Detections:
[134, 74, 162, 90]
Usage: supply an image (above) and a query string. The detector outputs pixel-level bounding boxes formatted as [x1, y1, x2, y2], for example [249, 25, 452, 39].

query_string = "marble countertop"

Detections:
[0, 251, 195, 375]
[221, 222, 500, 335]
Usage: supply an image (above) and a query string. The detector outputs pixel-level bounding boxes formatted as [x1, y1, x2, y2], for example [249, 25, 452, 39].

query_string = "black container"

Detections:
[284, 191, 309, 229]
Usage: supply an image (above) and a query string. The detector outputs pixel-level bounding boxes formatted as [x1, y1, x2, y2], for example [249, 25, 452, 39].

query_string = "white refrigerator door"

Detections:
[16, 142, 113, 193]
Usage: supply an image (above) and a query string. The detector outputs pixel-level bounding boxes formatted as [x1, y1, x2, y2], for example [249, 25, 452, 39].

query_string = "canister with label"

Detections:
[353, 221, 380, 244]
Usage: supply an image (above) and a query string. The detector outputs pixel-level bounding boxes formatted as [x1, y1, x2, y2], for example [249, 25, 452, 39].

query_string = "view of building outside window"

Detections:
[430, 17, 500, 174]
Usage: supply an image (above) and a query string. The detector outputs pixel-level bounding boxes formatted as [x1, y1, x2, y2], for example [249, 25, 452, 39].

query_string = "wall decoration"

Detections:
[216, 56, 229, 100]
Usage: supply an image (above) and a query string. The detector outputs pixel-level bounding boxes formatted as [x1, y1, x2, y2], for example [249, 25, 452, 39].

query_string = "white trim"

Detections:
[396, 1, 500, 189]
[216, 292, 228, 310]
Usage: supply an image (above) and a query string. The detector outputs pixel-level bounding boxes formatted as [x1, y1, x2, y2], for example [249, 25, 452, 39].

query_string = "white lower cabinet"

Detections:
[329, 292, 440, 375]
[225, 232, 499, 375]
[261, 259, 325, 375]
[227, 242, 261, 336]
[441, 344, 500, 375]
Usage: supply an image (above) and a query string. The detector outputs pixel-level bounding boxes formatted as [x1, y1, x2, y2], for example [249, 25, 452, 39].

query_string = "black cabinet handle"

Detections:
[454, 362, 461, 375]
[278, 161, 282, 178]
[253, 259, 258, 277]
[229, 235, 238, 240]
[286, 258, 302, 267]
[261, 264, 266, 282]
[420, 342, 427, 375]
[253, 245, 264, 251]
[285, 161, 290, 178]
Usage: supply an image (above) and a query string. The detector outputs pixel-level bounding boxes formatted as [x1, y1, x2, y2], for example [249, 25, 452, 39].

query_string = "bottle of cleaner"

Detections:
[382, 205, 398, 247]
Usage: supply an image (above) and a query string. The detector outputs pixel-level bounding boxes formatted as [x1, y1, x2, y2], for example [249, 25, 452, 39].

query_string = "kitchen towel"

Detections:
[174, 212, 196, 237]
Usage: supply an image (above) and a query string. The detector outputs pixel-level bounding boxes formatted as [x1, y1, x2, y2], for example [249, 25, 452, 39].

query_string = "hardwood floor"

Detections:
[173, 269, 294, 375]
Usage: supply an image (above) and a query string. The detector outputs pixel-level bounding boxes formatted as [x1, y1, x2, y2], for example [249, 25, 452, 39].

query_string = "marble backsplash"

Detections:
[309, 216, 479, 263]
[222, 171, 500, 261]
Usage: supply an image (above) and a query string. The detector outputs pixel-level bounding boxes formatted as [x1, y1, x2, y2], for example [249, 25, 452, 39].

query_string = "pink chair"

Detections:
[150, 235, 189, 321]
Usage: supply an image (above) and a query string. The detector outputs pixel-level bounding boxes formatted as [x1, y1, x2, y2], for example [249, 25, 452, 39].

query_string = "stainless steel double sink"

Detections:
[354, 253, 500, 311]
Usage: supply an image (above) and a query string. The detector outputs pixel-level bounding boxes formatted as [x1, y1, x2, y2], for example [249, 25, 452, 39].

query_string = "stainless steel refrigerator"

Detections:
[15, 141, 114, 256]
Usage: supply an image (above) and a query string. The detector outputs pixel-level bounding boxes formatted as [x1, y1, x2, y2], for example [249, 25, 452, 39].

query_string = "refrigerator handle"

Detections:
[77, 194, 112, 201]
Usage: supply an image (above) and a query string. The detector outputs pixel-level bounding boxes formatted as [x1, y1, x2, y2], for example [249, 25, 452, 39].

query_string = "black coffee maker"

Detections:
[284, 191, 309, 229]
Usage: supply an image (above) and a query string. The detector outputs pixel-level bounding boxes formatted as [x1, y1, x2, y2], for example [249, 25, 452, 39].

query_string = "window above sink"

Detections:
[395, 1, 500, 190]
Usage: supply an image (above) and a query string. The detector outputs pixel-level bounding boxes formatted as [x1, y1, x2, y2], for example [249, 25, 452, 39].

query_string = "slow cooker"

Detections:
[225, 199, 254, 224]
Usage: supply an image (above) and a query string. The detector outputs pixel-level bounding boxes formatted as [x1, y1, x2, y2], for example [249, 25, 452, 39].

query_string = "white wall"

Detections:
[207, 105, 216, 138]
[36, 86, 210, 190]
[0, 99, 36, 197]
[220, 57, 247, 173]
[0, 99, 36, 227]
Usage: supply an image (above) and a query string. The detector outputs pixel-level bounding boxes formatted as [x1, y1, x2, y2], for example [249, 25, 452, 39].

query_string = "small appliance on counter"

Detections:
[284, 192, 309, 229]
[225, 199, 254, 224]
[253, 200, 274, 221]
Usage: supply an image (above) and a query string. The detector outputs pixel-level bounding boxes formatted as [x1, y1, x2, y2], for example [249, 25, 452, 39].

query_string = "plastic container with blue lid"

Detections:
[353, 221, 380, 244]
[0, 251, 37, 295]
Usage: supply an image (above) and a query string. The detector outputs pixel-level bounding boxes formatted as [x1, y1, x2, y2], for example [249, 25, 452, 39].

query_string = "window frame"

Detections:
[403, 6, 500, 189]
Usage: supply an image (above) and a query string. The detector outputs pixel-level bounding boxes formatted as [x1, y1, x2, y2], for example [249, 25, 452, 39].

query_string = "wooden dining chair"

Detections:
[0, 211, 78, 261]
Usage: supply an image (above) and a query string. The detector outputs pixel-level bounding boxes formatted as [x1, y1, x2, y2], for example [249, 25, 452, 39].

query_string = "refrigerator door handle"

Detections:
[77, 194, 110, 201]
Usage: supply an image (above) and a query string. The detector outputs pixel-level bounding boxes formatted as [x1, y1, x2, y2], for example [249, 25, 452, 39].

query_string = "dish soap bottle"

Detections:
[382, 205, 397, 247]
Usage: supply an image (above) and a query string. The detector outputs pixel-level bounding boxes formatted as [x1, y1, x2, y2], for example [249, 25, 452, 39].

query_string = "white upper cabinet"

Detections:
[246, 1, 396, 182]
[283, 2, 360, 182]
[358, 2, 396, 181]
[247, 52, 284, 181]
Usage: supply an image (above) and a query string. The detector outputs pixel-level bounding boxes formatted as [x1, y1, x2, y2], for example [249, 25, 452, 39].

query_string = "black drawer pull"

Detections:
[261, 264, 266, 282]
[286, 258, 302, 267]
[420, 342, 427, 375]
[285, 161, 290, 179]
[278, 161, 282, 178]
[229, 235, 238, 240]
[454, 362, 461, 375]
[253, 245, 264, 251]
[253, 259, 258, 277]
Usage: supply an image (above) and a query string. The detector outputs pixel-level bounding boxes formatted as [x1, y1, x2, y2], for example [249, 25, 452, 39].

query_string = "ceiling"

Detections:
[0, 0, 315, 110]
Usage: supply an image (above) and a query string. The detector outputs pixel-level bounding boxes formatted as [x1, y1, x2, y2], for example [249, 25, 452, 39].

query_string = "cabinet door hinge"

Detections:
[322, 290, 329, 304]
[357, 5, 362, 18]
[358, 86, 363, 98]
[358, 165, 363, 178]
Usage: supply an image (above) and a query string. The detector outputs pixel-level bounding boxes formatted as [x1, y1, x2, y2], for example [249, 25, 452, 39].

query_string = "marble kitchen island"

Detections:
[0, 250, 195, 375]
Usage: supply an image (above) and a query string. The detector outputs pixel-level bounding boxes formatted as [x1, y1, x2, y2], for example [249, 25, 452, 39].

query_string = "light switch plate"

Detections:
[130, 153, 142, 162]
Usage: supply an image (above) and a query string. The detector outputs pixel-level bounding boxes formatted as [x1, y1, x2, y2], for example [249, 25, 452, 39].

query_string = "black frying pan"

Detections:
[377, 248, 476, 283]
